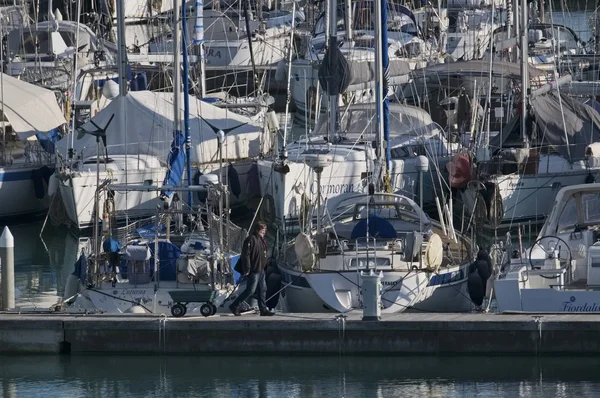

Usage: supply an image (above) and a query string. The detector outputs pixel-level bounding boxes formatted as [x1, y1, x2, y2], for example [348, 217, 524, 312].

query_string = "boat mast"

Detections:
[242, 0, 261, 94]
[281, 1, 297, 160]
[116, 0, 128, 231]
[520, 0, 528, 147]
[374, 0, 389, 188]
[193, 0, 207, 97]
[173, 0, 182, 138]
[327, 0, 338, 141]
[182, 0, 193, 208]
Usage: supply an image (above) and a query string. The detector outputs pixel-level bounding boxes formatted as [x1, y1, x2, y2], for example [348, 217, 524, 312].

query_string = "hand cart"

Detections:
[168, 289, 218, 317]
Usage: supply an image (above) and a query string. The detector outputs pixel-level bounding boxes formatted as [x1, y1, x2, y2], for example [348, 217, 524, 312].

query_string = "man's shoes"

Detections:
[229, 304, 241, 316]
[259, 309, 275, 316]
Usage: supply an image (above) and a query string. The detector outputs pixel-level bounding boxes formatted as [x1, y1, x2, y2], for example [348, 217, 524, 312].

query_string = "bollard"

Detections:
[360, 270, 382, 321]
[1, 226, 15, 310]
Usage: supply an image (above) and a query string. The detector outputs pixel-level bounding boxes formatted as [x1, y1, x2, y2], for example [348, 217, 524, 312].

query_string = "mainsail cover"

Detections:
[57, 91, 268, 162]
[530, 92, 600, 160]
[0, 73, 66, 139]
[489, 92, 600, 160]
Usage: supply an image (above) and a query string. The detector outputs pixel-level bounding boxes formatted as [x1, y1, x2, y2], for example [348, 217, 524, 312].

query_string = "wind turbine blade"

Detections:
[222, 122, 248, 134]
[199, 116, 220, 134]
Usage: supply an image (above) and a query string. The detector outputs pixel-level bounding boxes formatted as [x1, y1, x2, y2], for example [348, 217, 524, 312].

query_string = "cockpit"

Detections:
[556, 191, 600, 233]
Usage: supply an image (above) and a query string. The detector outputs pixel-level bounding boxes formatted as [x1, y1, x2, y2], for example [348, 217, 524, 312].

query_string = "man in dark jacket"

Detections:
[229, 221, 275, 316]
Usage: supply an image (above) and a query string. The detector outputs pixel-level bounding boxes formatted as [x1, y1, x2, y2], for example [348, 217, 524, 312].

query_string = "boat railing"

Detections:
[69, 141, 171, 170]
[1, 140, 56, 167]
[352, 236, 381, 270]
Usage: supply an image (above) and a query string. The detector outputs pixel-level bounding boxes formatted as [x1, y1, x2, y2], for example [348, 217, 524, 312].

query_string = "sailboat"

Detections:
[59, 0, 252, 316]
[48, 0, 273, 230]
[276, 0, 479, 314]
[455, 1, 600, 230]
[0, 73, 67, 218]
[288, 0, 440, 123]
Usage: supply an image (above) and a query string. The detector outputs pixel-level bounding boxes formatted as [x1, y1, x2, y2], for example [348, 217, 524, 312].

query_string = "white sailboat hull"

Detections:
[462, 166, 598, 227]
[495, 265, 600, 313]
[71, 281, 238, 315]
[0, 165, 53, 218]
[55, 167, 166, 230]
[280, 264, 471, 313]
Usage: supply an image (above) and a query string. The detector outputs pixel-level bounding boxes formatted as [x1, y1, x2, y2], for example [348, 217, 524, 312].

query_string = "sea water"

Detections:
[1, 355, 600, 398]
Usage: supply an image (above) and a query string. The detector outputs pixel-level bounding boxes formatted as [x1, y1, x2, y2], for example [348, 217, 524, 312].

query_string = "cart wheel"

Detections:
[171, 303, 186, 318]
[200, 303, 213, 317]
[210, 303, 218, 315]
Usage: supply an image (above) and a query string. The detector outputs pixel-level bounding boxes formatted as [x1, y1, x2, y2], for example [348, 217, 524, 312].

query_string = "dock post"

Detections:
[1, 226, 15, 310]
[360, 270, 382, 321]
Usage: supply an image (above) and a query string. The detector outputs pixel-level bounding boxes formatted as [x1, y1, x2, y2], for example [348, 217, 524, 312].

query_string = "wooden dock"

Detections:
[1, 311, 599, 355]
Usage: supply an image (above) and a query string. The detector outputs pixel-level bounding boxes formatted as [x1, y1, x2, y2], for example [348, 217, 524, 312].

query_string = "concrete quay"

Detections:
[0, 312, 599, 355]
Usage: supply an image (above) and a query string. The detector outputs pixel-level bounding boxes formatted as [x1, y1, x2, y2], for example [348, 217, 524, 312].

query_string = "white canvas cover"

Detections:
[59, 91, 271, 163]
[0, 73, 67, 139]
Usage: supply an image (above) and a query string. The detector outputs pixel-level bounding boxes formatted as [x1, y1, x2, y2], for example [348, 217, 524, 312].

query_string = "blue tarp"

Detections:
[36, 128, 62, 154]
[103, 238, 122, 253]
[71, 253, 87, 282]
[351, 215, 397, 240]
[135, 223, 167, 239]
[149, 241, 182, 282]
[160, 131, 186, 199]
[229, 254, 242, 284]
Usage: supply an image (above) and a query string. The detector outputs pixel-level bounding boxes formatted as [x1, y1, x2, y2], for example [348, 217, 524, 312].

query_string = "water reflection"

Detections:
[1, 356, 600, 398]
[0, 220, 82, 309]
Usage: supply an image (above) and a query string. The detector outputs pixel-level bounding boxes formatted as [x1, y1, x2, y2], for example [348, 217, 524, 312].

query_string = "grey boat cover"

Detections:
[348, 59, 411, 86]
[490, 92, 600, 160]
[412, 60, 547, 78]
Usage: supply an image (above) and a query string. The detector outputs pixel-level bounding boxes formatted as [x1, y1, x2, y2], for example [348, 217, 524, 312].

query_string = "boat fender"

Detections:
[446, 154, 471, 188]
[125, 305, 148, 313]
[228, 164, 241, 198]
[246, 163, 262, 198]
[468, 260, 478, 274]
[294, 233, 315, 272]
[32, 168, 45, 199]
[299, 194, 310, 226]
[48, 173, 58, 197]
[266, 271, 282, 309]
[63, 274, 80, 301]
[193, 170, 208, 201]
[424, 233, 443, 273]
[467, 271, 484, 306]
[275, 59, 287, 82]
[586, 172, 596, 184]
[102, 212, 110, 233]
[258, 194, 276, 225]
[476, 259, 491, 293]
[485, 184, 503, 227]
[477, 250, 493, 275]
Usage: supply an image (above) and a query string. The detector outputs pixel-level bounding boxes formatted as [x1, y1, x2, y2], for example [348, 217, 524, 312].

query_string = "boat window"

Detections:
[545, 26, 579, 52]
[349, 257, 391, 269]
[20, 32, 51, 54]
[355, 204, 400, 219]
[582, 193, 600, 224]
[557, 196, 579, 231]
[391, 147, 410, 159]
[59, 32, 75, 47]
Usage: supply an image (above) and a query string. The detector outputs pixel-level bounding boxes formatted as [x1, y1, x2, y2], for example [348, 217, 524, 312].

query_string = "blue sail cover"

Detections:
[351, 215, 397, 240]
[161, 131, 185, 198]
